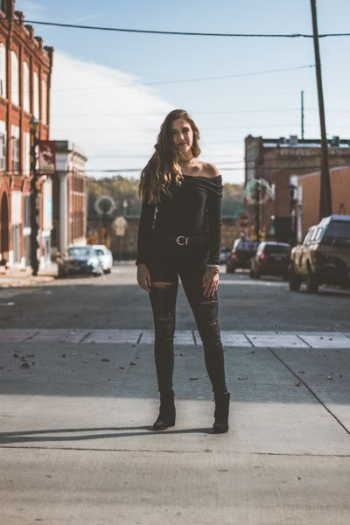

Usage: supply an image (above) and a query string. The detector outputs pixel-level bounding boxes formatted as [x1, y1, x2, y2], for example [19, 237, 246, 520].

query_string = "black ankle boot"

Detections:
[213, 392, 230, 433]
[153, 389, 176, 431]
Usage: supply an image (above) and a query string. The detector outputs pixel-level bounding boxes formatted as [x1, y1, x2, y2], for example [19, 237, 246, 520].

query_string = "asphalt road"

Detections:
[0, 263, 349, 525]
[0, 263, 349, 332]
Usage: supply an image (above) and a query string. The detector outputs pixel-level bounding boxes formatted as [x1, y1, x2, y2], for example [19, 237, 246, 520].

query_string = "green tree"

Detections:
[87, 175, 245, 218]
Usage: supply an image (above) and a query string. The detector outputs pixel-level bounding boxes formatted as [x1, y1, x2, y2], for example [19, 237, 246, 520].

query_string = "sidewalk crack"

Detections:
[268, 347, 350, 437]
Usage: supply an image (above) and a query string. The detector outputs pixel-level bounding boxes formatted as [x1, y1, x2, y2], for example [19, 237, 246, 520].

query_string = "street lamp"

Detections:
[123, 198, 128, 217]
[29, 117, 40, 276]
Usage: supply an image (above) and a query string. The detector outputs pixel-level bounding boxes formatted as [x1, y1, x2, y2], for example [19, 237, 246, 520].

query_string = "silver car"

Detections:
[57, 246, 103, 278]
[92, 245, 113, 274]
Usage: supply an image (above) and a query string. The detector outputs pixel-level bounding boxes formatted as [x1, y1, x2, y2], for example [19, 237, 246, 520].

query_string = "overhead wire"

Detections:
[8, 19, 350, 39]
[47, 65, 315, 92]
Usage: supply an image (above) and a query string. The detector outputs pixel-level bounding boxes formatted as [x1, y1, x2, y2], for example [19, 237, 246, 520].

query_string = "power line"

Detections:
[5, 163, 346, 176]
[49, 65, 314, 92]
[50, 108, 313, 117]
[74, 164, 350, 173]
[9, 19, 350, 39]
[51, 124, 337, 132]
[50, 109, 350, 117]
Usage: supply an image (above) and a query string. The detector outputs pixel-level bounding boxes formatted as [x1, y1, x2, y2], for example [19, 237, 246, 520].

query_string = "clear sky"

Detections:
[16, 0, 350, 183]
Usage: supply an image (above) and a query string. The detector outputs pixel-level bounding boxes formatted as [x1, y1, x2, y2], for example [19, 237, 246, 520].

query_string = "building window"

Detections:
[0, 0, 5, 13]
[23, 61, 30, 113]
[11, 51, 19, 106]
[42, 78, 47, 124]
[11, 125, 20, 174]
[0, 43, 6, 98]
[24, 131, 30, 176]
[0, 120, 6, 171]
[33, 71, 40, 119]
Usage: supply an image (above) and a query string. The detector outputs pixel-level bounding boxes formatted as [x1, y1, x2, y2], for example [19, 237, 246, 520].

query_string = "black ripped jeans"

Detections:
[147, 232, 228, 395]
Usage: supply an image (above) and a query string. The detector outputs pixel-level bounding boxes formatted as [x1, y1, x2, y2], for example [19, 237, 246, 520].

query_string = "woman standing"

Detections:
[136, 109, 230, 433]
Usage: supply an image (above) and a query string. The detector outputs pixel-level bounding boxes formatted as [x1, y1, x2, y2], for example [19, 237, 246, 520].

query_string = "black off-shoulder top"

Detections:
[135, 173, 223, 266]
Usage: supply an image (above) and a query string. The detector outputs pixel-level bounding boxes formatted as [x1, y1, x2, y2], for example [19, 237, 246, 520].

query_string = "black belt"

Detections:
[153, 232, 207, 246]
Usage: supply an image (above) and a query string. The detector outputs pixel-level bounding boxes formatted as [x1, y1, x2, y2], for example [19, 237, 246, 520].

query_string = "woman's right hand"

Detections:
[137, 264, 153, 292]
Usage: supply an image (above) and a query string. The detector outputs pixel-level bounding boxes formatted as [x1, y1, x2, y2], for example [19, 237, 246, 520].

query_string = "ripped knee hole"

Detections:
[153, 281, 173, 288]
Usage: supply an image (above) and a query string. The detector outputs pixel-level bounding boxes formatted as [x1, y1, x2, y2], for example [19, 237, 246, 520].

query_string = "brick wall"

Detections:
[298, 166, 350, 237]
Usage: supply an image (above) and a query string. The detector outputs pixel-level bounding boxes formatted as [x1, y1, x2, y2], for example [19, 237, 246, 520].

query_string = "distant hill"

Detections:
[87, 175, 245, 219]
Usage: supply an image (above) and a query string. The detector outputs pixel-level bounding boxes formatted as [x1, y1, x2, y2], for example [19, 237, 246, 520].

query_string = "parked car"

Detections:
[92, 245, 113, 274]
[250, 242, 291, 280]
[289, 215, 350, 293]
[57, 245, 103, 277]
[219, 246, 231, 265]
[226, 238, 259, 273]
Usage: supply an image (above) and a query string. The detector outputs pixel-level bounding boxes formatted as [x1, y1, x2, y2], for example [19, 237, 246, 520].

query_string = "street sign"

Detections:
[39, 140, 56, 174]
[113, 216, 128, 236]
[94, 195, 116, 216]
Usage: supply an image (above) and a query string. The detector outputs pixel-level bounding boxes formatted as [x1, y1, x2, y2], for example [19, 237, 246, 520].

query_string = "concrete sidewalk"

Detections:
[0, 341, 349, 524]
[0, 263, 57, 288]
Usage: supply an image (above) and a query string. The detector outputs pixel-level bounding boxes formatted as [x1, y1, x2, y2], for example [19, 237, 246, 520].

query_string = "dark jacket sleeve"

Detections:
[135, 194, 156, 266]
[206, 186, 222, 265]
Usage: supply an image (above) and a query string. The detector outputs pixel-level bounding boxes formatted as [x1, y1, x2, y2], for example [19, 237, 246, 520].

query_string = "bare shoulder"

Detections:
[199, 161, 221, 178]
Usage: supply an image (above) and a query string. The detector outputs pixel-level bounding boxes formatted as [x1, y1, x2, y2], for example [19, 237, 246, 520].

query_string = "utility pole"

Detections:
[29, 117, 40, 276]
[255, 180, 260, 242]
[301, 90, 305, 140]
[310, 0, 332, 219]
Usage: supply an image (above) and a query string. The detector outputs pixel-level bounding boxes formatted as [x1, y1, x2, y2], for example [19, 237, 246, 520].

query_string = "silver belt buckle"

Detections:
[176, 235, 188, 245]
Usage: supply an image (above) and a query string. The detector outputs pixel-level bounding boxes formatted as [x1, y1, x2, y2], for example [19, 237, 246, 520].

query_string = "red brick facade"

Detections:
[52, 141, 87, 254]
[0, 0, 53, 267]
[295, 167, 350, 239]
[245, 135, 350, 241]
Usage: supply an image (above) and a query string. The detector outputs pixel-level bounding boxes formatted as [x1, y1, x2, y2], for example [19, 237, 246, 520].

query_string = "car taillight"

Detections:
[258, 254, 266, 261]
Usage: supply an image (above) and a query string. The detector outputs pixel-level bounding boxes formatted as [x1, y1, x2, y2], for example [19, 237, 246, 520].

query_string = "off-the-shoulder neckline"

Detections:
[181, 174, 222, 180]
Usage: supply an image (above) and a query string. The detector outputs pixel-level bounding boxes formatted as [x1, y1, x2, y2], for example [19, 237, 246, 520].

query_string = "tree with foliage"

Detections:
[87, 175, 245, 219]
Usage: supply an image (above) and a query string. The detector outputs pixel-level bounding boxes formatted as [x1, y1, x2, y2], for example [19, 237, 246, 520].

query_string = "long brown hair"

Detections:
[138, 109, 201, 204]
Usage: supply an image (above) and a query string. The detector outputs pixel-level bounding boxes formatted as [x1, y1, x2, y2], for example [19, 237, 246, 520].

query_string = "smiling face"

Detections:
[171, 118, 194, 159]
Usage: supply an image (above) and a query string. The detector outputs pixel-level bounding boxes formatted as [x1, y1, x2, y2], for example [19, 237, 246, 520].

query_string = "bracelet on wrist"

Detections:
[206, 265, 220, 273]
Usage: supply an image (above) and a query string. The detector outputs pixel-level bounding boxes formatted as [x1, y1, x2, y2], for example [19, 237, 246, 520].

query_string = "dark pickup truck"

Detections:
[289, 215, 350, 293]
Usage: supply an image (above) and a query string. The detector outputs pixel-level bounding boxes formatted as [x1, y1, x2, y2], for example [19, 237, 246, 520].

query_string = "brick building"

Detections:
[245, 135, 350, 241]
[0, 0, 53, 267]
[52, 141, 87, 256]
[290, 166, 350, 241]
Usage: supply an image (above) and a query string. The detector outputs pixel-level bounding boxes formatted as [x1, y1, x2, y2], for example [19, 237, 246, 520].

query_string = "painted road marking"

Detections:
[0, 330, 349, 348]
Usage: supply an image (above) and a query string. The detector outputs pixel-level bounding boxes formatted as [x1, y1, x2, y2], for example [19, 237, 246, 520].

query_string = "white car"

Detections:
[92, 245, 113, 274]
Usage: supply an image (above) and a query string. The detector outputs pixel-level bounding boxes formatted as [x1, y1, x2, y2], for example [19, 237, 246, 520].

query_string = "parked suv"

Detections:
[250, 242, 291, 280]
[226, 237, 259, 273]
[289, 215, 350, 293]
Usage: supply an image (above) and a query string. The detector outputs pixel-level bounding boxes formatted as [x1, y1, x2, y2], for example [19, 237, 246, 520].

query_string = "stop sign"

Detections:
[238, 214, 250, 227]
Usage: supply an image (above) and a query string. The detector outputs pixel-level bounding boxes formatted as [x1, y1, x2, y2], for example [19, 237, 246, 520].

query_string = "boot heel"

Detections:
[153, 410, 176, 431]
[153, 390, 176, 431]
[213, 392, 230, 434]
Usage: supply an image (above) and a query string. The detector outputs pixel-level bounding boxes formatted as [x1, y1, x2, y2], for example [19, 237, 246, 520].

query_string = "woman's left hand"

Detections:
[202, 269, 219, 298]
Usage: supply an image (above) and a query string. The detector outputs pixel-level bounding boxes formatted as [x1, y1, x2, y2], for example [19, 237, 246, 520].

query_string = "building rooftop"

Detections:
[246, 135, 350, 149]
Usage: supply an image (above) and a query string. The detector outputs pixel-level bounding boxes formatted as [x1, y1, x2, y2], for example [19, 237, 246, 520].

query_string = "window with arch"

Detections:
[0, 120, 6, 171]
[11, 51, 19, 106]
[23, 61, 30, 112]
[33, 71, 39, 119]
[42, 78, 47, 124]
[0, 42, 6, 98]
[11, 125, 20, 173]
[24, 131, 30, 176]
